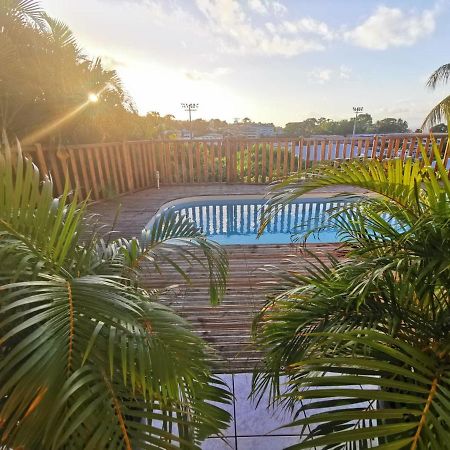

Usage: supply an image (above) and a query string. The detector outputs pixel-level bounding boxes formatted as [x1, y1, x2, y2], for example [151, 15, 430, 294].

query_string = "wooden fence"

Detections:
[23, 134, 448, 200]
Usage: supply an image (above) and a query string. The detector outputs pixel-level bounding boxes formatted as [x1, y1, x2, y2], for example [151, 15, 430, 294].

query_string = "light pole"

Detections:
[181, 103, 198, 139]
[352, 106, 363, 136]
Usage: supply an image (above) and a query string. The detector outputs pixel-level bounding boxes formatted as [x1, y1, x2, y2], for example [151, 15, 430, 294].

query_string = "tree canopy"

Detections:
[284, 113, 409, 137]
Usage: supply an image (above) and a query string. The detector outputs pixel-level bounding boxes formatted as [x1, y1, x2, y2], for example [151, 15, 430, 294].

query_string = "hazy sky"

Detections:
[40, 0, 449, 128]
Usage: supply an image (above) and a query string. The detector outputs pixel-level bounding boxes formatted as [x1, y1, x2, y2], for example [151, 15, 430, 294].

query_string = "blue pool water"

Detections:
[151, 195, 357, 245]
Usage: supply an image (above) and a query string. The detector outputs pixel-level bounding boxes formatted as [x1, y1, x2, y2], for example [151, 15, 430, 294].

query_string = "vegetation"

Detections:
[423, 62, 450, 128]
[284, 114, 409, 137]
[253, 130, 450, 448]
[0, 135, 231, 449]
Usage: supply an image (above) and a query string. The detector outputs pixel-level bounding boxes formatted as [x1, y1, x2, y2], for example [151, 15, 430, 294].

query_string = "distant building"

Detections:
[228, 122, 276, 138]
[194, 133, 224, 141]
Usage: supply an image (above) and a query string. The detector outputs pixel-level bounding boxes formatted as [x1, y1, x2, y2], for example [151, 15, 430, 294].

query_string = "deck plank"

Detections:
[90, 184, 347, 372]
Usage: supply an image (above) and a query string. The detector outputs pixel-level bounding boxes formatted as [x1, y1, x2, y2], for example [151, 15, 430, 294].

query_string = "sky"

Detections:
[40, 0, 450, 128]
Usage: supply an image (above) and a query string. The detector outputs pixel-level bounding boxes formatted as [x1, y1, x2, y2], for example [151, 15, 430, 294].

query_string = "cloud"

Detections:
[309, 68, 333, 84]
[195, 0, 325, 56]
[280, 17, 335, 41]
[308, 65, 352, 83]
[247, 0, 286, 16]
[344, 5, 438, 50]
[339, 65, 352, 79]
[184, 66, 232, 81]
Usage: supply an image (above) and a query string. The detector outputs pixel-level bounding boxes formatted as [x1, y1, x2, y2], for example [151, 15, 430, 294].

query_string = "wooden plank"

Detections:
[379, 136, 386, 160]
[78, 148, 91, 198]
[283, 141, 289, 176]
[180, 143, 187, 183]
[34, 143, 49, 176]
[400, 137, 408, 160]
[195, 142, 202, 182]
[86, 146, 100, 199]
[386, 137, 394, 159]
[261, 142, 267, 183]
[239, 142, 244, 182]
[357, 139, 363, 157]
[188, 142, 195, 183]
[254, 142, 259, 183]
[218, 142, 223, 182]
[68, 148, 81, 191]
[203, 143, 209, 182]
[290, 140, 296, 173]
[268, 141, 274, 182]
[312, 139, 318, 167]
[113, 144, 125, 192]
[100, 146, 113, 193]
[298, 138, 304, 171]
[276, 141, 282, 177]
[210, 142, 216, 182]
[321, 139, 326, 163]
[94, 146, 106, 194]
[246, 143, 252, 183]
[140, 142, 150, 186]
[305, 139, 310, 169]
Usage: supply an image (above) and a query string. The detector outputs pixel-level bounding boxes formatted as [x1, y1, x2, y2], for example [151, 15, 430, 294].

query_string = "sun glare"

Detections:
[88, 93, 99, 103]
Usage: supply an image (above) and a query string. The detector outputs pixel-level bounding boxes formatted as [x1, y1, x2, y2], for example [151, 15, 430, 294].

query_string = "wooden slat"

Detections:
[195, 142, 202, 182]
[282, 141, 289, 176]
[180, 143, 187, 183]
[188, 142, 195, 183]
[246, 143, 252, 183]
[210, 142, 216, 182]
[68, 148, 81, 191]
[86, 147, 100, 199]
[94, 146, 106, 194]
[79, 148, 93, 198]
[34, 143, 49, 176]
[261, 142, 267, 183]
[276, 141, 282, 177]
[203, 143, 209, 182]
[268, 141, 274, 182]
[305, 139, 310, 169]
[321, 139, 326, 163]
[218, 142, 223, 182]
[254, 143, 259, 183]
[290, 140, 296, 173]
[298, 138, 304, 171]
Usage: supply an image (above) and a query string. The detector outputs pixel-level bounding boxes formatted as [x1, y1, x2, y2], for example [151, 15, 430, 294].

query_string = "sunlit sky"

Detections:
[40, 0, 449, 128]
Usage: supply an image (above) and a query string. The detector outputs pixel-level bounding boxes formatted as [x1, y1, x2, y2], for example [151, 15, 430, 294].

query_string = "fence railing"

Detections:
[23, 134, 448, 200]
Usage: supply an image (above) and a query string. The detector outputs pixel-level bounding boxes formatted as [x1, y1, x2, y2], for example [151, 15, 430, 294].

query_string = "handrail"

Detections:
[22, 134, 449, 201]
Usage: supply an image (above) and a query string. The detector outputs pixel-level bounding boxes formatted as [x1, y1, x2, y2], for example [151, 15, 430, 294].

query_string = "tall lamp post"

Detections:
[181, 103, 198, 139]
[352, 106, 363, 136]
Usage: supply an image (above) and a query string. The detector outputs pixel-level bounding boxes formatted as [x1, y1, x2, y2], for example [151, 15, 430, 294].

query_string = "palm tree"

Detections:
[253, 132, 450, 448]
[0, 135, 231, 449]
[423, 63, 450, 128]
[0, 1, 135, 144]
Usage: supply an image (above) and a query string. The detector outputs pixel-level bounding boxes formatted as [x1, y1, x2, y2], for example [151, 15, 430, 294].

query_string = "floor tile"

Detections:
[233, 373, 301, 437]
[237, 435, 300, 449]
[202, 436, 237, 449]
[208, 373, 236, 438]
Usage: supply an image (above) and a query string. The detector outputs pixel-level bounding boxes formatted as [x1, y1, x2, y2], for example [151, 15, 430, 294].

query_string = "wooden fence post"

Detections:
[34, 143, 49, 176]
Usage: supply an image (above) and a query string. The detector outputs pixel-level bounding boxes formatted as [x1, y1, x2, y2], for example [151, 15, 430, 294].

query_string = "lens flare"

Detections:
[88, 93, 99, 103]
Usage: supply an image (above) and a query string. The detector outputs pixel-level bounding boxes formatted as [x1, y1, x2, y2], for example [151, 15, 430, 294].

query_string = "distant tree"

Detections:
[242, 117, 251, 123]
[373, 118, 409, 133]
[0, 1, 134, 144]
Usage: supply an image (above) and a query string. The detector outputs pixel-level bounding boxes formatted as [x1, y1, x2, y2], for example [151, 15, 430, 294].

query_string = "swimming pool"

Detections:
[149, 195, 357, 245]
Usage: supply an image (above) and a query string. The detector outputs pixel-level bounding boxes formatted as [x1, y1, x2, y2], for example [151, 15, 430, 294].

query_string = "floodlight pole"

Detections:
[352, 106, 363, 136]
[181, 103, 198, 139]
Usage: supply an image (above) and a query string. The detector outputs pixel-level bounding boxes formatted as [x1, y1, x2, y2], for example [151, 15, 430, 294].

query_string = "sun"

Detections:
[88, 92, 99, 103]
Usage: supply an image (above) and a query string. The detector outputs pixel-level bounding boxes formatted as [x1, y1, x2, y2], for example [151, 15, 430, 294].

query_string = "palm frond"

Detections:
[427, 63, 450, 89]
[422, 95, 450, 129]
[280, 331, 450, 449]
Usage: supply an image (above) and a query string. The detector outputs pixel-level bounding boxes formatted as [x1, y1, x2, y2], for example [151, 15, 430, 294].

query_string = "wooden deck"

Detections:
[91, 184, 343, 372]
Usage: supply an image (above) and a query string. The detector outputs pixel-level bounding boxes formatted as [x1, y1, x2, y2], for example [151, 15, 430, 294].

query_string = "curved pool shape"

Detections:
[148, 195, 358, 245]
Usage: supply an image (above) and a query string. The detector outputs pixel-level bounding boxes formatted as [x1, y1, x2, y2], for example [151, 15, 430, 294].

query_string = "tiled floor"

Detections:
[202, 373, 306, 450]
